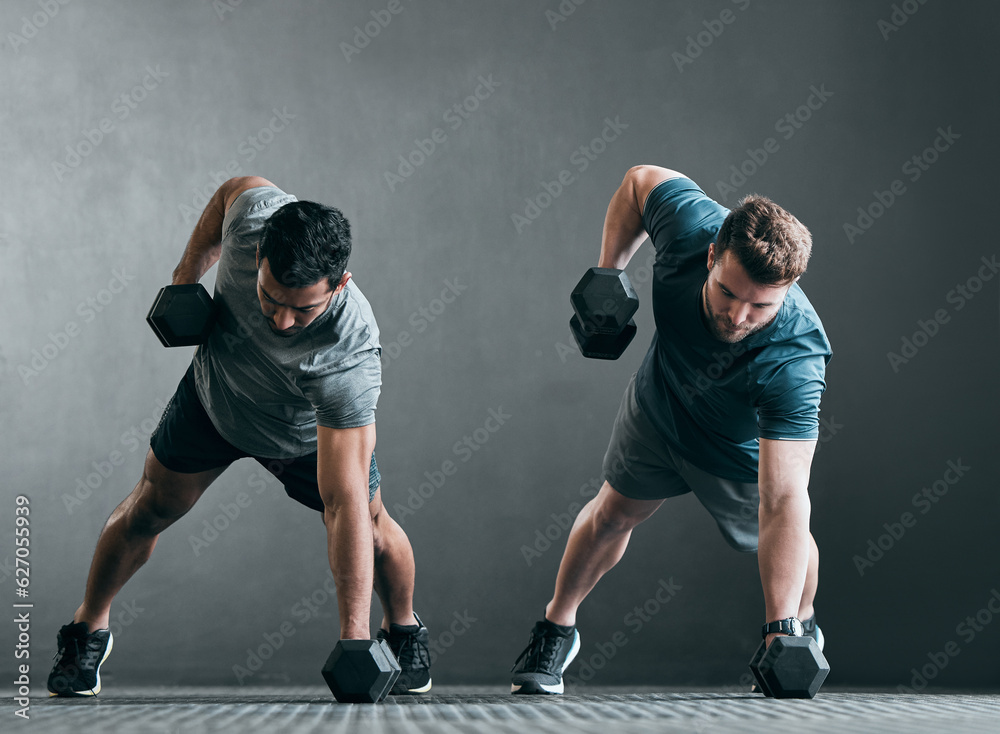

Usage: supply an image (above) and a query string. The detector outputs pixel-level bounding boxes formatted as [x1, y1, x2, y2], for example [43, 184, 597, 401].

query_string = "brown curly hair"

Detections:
[714, 194, 812, 285]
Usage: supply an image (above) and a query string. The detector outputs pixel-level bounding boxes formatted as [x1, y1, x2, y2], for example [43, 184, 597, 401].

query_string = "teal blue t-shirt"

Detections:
[634, 177, 832, 482]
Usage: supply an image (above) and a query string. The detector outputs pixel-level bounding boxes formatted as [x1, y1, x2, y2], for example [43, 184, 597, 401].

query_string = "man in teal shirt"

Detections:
[512, 166, 832, 694]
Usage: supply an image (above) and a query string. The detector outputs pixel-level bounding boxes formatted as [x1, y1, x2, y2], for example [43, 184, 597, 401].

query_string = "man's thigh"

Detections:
[670, 447, 760, 553]
[135, 448, 229, 519]
[149, 362, 246, 474]
[602, 373, 692, 501]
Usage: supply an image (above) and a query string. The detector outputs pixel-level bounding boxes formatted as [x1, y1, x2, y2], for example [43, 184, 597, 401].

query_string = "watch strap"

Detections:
[761, 617, 803, 638]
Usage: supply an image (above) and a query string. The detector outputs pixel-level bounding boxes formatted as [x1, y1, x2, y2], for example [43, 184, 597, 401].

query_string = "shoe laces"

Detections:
[511, 627, 563, 673]
[54, 629, 102, 669]
[392, 629, 430, 671]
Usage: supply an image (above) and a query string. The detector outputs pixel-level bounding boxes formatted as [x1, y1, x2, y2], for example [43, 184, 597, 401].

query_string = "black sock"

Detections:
[542, 617, 576, 635]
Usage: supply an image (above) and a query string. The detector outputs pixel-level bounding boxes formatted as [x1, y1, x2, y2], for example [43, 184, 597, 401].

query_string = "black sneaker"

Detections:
[47, 621, 114, 697]
[377, 612, 432, 694]
[510, 619, 580, 694]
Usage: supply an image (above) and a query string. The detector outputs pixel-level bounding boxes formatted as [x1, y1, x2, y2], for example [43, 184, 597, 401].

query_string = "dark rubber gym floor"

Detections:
[10, 687, 1000, 734]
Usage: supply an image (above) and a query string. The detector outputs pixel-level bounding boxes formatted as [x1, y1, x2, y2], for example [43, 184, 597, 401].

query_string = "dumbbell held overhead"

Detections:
[146, 283, 216, 347]
[569, 267, 639, 360]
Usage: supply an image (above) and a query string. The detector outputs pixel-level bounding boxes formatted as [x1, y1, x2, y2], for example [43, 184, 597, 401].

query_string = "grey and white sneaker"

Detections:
[511, 619, 581, 694]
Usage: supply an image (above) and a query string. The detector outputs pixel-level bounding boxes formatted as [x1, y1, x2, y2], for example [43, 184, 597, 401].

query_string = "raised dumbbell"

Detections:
[569, 267, 639, 360]
[749, 635, 830, 699]
[146, 283, 216, 347]
[322, 639, 401, 703]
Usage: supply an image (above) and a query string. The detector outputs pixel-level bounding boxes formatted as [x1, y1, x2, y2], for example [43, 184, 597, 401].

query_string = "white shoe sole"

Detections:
[406, 678, 432, 694]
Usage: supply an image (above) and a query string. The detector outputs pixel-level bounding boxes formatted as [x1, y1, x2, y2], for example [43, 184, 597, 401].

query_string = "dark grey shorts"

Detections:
[602, 373, 760, 552]
[150, 363, 380, 513]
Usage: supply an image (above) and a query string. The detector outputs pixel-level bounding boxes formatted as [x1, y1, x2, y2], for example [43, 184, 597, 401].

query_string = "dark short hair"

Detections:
[258, 200, 351, 291]
[715, 194, 811, 285]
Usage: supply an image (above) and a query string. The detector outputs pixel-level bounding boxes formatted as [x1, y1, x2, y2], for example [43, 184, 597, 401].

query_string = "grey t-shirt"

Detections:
[192, 186, 381, 459]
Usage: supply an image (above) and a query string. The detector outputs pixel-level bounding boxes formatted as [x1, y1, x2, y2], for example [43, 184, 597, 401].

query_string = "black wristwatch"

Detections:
[761, 617, 804, 638]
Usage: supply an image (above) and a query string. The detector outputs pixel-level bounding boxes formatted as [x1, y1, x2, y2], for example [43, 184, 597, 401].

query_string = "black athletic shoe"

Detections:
[47, 621, 114, 697]
[377, 612, 432, 694]
[510, 619, 581, 694]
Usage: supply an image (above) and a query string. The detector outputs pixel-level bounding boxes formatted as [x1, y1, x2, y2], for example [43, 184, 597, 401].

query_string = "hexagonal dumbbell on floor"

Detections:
[322, 639, 401, 703]
[569, 267, 639, 360]
[749, 636, 830, 699]
[146, 283, 216, 347]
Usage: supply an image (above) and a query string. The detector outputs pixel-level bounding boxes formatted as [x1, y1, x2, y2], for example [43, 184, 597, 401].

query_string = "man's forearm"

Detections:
[325, 494, 375, 640]
[172, 185, 226, 285]
[758, 497, 811, 629]
[316, 424, 377, 640]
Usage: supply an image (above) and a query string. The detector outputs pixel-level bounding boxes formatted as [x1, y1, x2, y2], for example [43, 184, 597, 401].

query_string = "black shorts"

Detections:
[150, 364, 380, 513]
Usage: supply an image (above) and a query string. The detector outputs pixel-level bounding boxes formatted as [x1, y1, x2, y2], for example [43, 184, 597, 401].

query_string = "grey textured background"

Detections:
[1, 0, 997, 691]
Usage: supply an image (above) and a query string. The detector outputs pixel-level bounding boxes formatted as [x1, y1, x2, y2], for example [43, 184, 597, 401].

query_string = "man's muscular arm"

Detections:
[172, 175, 275, 285]
[317, 422, 377, 640]
[757, 437, 816, 646]
[597, 165, 685, 269]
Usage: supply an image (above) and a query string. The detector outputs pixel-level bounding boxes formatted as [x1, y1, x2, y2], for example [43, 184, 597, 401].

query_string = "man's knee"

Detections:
[590, 497, 643, 534]
[130, 473, 199, 533]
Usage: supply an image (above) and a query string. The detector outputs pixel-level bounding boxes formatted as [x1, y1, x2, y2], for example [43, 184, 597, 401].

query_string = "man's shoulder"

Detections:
[753, 284, 831, 369]
[308, 281, 381, 365]
[222, 186, 298, 243]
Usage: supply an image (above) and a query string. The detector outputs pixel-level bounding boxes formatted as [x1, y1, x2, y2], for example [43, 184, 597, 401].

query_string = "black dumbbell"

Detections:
[322, 639, 401, 703]
[749, 636, 830, 698]
[569, 267, 639, 360]
[146, 284, 216, 347]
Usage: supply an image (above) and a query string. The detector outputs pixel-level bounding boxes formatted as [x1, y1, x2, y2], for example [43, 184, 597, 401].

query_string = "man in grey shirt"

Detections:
[48, 176, 431, 697]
